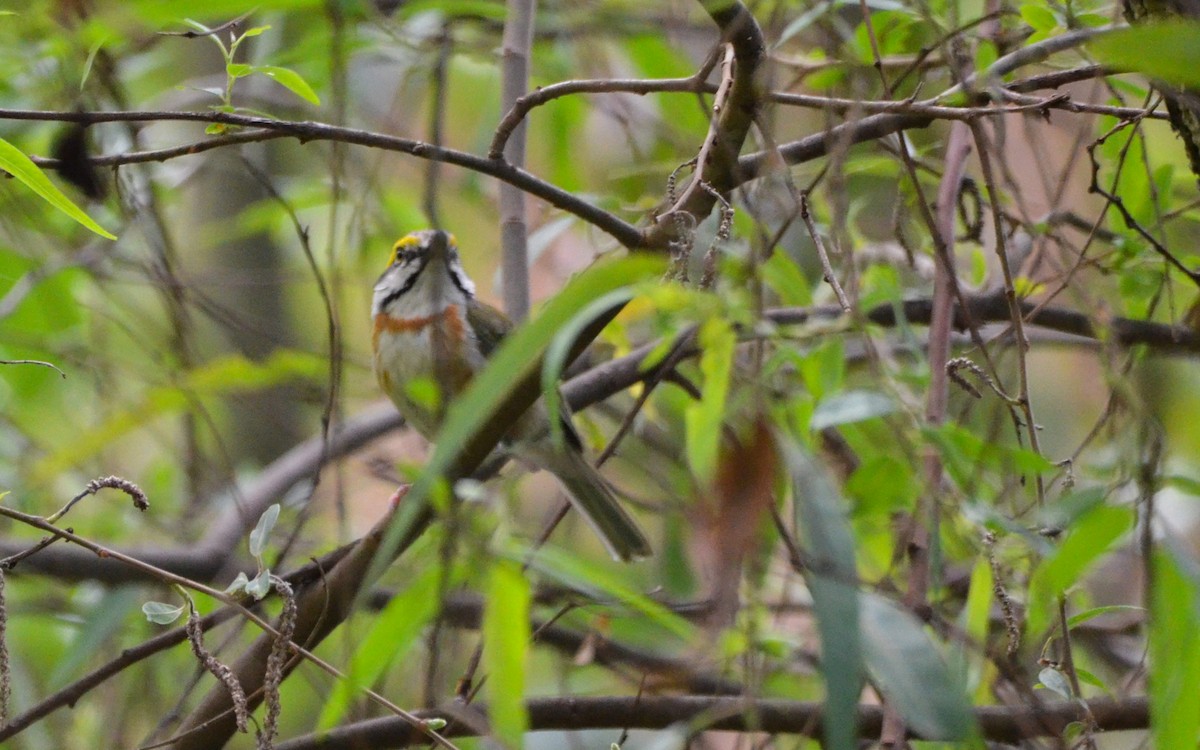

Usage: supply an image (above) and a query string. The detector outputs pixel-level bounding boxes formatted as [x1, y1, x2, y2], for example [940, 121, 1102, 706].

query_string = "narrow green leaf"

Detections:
[860, 592, 976, 740]
[1067, 604, 1145, 628]
[1090, 22, 1200, 89]
[484, 559, 531, 749]
[1150, 549, 1200, 749]
[226, 62, 253, 78]
[542, 289, 635, 449]
[519, 543, 695, 641]
[959, 556, 993, 693]
[0, 137, 115, 240]
[317, 562, 445, 730]
[781, 437, 861, 750]
[1026, 504, 1134, 637]
[253, 65, 321, 105]
[685, 317, 735, 484]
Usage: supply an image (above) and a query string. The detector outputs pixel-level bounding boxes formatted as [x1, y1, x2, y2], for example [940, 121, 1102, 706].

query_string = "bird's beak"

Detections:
[426, 230, 450, 263]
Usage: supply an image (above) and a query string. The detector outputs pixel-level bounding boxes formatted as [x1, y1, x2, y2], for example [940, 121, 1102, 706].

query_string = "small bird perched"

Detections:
[371, 229, 651, 561]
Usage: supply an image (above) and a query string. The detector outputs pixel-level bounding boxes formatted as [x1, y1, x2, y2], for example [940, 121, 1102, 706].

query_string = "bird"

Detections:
[371, 229, 652, 561]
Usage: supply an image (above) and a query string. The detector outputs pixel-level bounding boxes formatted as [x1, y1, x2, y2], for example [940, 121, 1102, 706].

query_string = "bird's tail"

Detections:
[523, 444, 652, 561]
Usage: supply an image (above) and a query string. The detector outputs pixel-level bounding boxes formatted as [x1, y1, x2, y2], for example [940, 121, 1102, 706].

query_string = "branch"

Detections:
[642, 0, 766, 247]
[0, 108, 646, 249]
[271, 694, 1151, 749]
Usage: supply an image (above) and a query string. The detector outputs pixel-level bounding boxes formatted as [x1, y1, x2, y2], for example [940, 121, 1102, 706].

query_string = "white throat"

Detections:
[373, 263, 471, 319]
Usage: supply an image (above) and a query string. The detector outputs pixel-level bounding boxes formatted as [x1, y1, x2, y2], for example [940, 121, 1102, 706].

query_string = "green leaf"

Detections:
[1019, 2, 1058, 32]
[317, 561, 445, 730]
[0, 137, 115, 240]
[542, 288, 635, 449]
[685, 317, 735, 484]
[860, 592, 976, 740]
[1150, 549, 1200, 748]
[761, 250, 812, 307]
[1067, 604, 1145, 628]
[1090, 22, 1200, 88]
[799, 338, 845, 402]
[484, 559, 531, 749]
[810, 389, 895, 430]
[248, 503, 280, 558]
[142, 601, 186, 625]
[253, 65, 321, 105]
[226, 62, 253, 78]
[1026, 504, 1135, 636]
[781, 437, 862, 750]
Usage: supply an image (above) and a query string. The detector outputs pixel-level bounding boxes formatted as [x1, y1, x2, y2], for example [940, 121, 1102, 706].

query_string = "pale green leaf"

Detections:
[248, 503, 280, 558]
[1038, 667, 1072, 700]
[246, 570, 272, 599]
[782, 437, 862, 750]
[861, 592, 976, 740]
[810, 389, 895, 430]
[142, 601, 186, 625]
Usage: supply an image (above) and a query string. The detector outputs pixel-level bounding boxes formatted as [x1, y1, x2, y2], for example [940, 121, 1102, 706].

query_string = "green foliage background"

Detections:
[0, 0, 1197, 747]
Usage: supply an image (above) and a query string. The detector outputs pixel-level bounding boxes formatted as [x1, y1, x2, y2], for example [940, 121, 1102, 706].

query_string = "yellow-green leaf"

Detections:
[253, 65, 321, 106]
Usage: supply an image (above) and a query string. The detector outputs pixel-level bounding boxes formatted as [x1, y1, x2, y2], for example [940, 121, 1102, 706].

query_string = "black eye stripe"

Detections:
[378, 253, 432, 309]
[378, 250, 475, 309]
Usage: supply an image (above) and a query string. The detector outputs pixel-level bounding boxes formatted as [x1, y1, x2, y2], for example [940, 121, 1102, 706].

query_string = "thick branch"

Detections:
[271, 694, 1150, 749]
